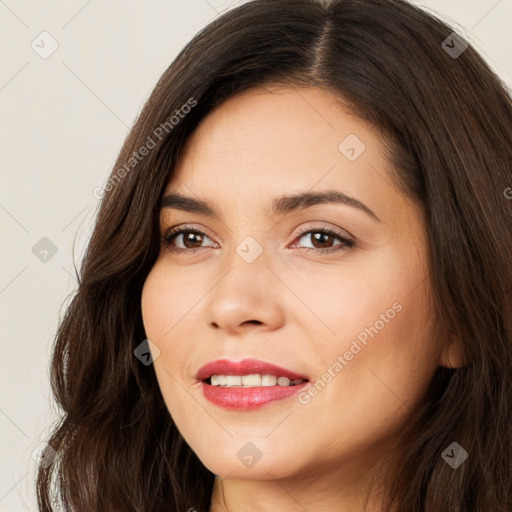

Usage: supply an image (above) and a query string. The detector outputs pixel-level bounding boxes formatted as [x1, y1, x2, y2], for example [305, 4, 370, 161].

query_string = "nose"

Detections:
[205, 247, 286, 336]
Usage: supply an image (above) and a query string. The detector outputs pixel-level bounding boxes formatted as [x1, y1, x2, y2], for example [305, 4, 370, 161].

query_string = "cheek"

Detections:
[288, 292, 439, 467]
[140, 262, 200, 396]
[141, 264, 206, 431]
[140, 258, 220, 376]
[141, 265, 171, 340]
[307, 277, 438, 425]
[288, 247, 432, 352]
[291, 246, 439, 410]
[141, 260, 207, 341]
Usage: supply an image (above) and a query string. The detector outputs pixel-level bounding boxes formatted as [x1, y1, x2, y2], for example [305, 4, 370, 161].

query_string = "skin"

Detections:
[141, 85, 459, 511]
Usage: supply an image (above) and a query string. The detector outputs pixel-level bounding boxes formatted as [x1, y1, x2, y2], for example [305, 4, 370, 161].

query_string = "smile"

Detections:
[196, 358, 310, 410]
[209, 374, 307, 387]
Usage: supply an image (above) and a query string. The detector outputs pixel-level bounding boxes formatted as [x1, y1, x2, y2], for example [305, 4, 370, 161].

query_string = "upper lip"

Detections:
[196, 358, 310, 381]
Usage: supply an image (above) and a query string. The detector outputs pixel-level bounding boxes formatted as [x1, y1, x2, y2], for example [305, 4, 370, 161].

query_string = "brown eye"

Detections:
[181, 232, 204, 249]
[293, 228, 355, 254]
[309, 232, 336, 249]
[162, 228, 216, 251]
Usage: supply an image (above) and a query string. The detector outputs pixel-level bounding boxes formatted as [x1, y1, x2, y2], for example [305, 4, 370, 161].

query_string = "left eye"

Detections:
[293, 229, 354, 252]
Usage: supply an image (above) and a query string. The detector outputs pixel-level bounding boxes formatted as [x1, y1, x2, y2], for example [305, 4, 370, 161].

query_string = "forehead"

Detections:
[166, 86, 408, 222]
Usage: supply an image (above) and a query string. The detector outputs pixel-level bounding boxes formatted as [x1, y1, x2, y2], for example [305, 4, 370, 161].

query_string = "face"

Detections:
[141, 85, 447, 485]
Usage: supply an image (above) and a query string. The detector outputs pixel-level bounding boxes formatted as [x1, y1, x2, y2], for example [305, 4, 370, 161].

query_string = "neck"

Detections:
[209, 454, 398, 512]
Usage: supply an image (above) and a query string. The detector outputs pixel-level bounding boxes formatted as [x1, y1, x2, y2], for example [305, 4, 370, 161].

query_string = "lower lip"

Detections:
[201, 382, 308, 410]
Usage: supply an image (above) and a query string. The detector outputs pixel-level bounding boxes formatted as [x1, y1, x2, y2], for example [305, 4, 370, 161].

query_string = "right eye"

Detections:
[161, 227, 217, 252]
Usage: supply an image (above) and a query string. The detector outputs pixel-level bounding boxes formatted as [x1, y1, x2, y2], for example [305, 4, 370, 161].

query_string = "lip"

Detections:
[196, 358, 309, 382]
[196, 358, 310, 411]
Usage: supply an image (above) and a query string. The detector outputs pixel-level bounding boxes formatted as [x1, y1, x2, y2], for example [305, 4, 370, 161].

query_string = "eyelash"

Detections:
[161, 225, 355, 255]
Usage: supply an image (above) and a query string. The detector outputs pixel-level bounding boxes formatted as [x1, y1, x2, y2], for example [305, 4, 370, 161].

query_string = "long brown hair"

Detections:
[37, 0, 512, 510]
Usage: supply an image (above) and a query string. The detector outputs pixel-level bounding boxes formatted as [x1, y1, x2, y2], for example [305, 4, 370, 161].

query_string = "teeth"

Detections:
[208, 374, 306, 387]
[242, 374, 261, 387]
[226, 375, 242, 386]
[261, 375, 277, 386]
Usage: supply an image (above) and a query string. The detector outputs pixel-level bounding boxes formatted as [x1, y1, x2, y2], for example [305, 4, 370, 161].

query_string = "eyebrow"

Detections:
[160, 190, 380, 222]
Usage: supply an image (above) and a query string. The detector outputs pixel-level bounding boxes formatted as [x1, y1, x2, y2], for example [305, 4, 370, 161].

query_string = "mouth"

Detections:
[196, 358, 310, 410]
[205, 374, 307, 387]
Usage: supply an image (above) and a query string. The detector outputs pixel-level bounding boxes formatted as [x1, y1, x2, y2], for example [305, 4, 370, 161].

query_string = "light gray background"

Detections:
[1, 1, 511, 510]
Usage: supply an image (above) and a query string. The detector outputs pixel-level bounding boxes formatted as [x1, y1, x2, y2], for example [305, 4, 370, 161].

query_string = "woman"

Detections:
[37, 0, 512, 510]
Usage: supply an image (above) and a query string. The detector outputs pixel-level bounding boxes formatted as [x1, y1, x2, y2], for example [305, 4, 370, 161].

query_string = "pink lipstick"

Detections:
[196, 358, 309, 410]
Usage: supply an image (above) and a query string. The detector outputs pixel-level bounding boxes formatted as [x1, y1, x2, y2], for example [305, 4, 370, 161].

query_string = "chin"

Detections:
[192, 441, 301, 480]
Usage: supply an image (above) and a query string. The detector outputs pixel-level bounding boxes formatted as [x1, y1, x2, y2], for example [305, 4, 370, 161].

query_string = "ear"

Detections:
[439, 331, 466, 369]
